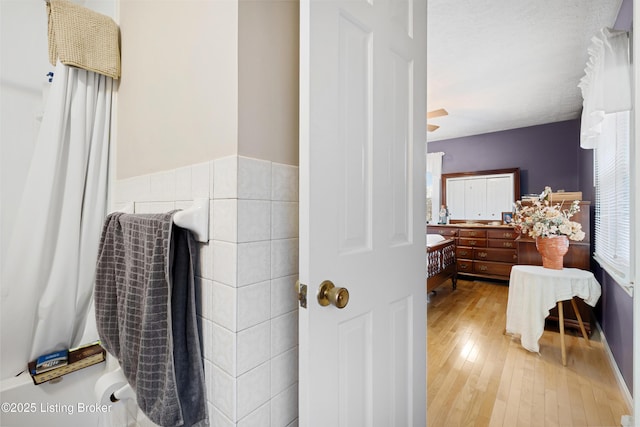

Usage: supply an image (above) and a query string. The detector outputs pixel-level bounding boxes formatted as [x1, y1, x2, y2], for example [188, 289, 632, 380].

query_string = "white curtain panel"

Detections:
[579, 27, 631, 149]
[1, 61, 113, 379]
[426, 152, 444, 223]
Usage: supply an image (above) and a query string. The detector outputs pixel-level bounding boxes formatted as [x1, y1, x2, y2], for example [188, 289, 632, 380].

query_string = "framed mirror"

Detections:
[441, 168, 520, 222]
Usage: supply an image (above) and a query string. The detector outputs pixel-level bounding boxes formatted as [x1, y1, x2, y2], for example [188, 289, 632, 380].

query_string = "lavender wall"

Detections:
[593, 268, 634, 394]
[428, 119, 583, 196]
[429, 117, 633, 395]
[614, 0, 632, 31]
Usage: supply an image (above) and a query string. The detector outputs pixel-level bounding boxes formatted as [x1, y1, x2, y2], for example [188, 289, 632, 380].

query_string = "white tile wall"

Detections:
[212, 364, 237, 420]
[237, 200, 271, 242]
[238, 403, 270, 427]
[271, 275, 298, 318]
[115, 155, 299, 426]
[237, 241, 271, 287]
[192, 161, 212, 199]
[271, 311, 298, 357]
[237, 157, 272, 200]
[211, 322, 237, 375]
[213, 156, 238, 199]
[213, 241, 238, 286]
[174, 165, 193, 200]
[271, 347, 298, 396]
[149, 169, 175, 201]
[237, 322, 271, 375]
[271, 202, 298, 240]
[211, 407, 235, 427]
[271, 164, 299, 202]
[271, 384, 298, 427]
[237, 361, 271, 420]
[213, 199, 238, 242]
[210, 281, 237, 331]
[271, 239, 299, 279]
[237, 281, 271, 331]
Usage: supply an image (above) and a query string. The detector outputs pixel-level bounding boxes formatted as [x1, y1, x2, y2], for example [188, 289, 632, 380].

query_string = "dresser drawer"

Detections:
[427, 226, 458, 238]
[487, 239, 516, 249]
[474, 248, 518, 263]
[457, 259, 473, 273]
[459, 229, 487, 238]
[473, 261, 513, 277]
[487, 229, 518, 240]
[456, 247, 473, 259]
[458, 237, 486, 247]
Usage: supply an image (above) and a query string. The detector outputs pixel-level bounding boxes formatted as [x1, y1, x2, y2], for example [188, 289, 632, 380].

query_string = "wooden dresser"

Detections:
[427, 224, 518, 281]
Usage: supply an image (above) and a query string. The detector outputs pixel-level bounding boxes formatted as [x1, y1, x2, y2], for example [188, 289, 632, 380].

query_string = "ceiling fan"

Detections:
[427, 108, 448, 132]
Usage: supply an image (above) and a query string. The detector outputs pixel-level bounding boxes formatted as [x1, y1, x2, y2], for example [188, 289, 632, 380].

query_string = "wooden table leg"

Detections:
[571, 298, 591, 346]
[558, 301, 566, 366]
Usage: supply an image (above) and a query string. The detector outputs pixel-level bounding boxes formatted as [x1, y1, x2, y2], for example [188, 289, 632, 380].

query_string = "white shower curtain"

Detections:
[1, 61, 113, 379]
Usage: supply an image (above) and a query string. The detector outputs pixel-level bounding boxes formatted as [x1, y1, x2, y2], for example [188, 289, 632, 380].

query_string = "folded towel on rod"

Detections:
[47, 0, 121, 79]
[95, 212, 208, 427]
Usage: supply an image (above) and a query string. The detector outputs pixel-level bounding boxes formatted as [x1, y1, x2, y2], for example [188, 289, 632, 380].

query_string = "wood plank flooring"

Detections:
[427, 278, 630, 427]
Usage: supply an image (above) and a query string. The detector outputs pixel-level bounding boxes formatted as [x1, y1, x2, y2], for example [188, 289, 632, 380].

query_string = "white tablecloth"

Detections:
[505, 265, 602, 353]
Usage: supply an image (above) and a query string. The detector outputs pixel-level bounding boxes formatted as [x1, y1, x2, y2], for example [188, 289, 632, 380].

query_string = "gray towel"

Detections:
[95, 212, 208, 427]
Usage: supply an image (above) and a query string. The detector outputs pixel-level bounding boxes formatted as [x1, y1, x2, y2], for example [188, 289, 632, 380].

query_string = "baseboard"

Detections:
[595, 321, 633, 413]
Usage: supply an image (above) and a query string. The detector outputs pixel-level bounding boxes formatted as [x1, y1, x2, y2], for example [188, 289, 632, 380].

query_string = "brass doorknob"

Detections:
[317, 280, 349, 309]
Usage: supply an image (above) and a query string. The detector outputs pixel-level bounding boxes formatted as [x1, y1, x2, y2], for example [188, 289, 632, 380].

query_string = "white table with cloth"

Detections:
[506, 265, 601, 363]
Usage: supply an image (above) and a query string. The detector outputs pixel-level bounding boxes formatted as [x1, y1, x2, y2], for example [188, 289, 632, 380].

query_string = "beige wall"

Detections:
[238, 0, 299, 166]
[117, 0, 239, 179]
[116, 0, 299, 179]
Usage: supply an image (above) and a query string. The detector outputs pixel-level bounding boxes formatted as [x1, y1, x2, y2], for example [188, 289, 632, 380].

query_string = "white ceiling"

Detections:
[426, 0, 623, 142]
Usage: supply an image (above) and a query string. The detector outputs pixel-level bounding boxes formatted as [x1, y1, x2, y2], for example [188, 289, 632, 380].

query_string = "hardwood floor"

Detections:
[427, 278, 630, 427]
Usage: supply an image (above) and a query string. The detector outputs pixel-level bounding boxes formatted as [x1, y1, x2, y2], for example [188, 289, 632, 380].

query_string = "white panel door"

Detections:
[447, 179, 466, 220]
[299, 0, 427, 425]
[486, 175, 514, 220]
[464, 177, 487, 220]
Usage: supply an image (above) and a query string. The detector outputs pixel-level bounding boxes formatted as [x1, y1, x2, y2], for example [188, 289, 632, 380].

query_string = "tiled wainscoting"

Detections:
[114, 156, 299, 427]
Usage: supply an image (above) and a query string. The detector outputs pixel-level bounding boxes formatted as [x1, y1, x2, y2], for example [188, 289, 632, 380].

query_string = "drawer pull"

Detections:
[477, 252, 488, 258]
[503, 242, 513, 248]
[503, 232, 513, 238]
[478, 265, 488, 271]
[460, 264, 469, 270]
[459, 251, 468, 256]
[469, 232, 477, 236]
[513, 254, 518, 260]
[469, 240, 477, 245]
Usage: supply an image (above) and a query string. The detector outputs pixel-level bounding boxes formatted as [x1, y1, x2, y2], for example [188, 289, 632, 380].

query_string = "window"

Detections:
[579, 27, 632, 294]
[426, 152, 444, 224]
[594, 111, 631, 292]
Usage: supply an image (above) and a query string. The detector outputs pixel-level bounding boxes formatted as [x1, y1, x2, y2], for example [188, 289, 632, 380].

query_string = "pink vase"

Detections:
[535, 235, 569, 270]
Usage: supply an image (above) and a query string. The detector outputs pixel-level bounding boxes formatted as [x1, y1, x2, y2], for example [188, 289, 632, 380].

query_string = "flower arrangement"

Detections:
[513, 187, 586, 241]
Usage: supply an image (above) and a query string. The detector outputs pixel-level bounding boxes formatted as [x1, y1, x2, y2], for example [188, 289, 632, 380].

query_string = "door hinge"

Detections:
[295, 280, 307, 309]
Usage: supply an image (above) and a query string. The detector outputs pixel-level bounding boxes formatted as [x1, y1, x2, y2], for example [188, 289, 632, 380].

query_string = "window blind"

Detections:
[594, 111, 631, 287]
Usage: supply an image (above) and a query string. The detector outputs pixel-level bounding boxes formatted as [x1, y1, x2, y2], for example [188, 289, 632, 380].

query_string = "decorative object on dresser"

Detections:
[513, 186, 585, 270]
[535, 236, 569, 270]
